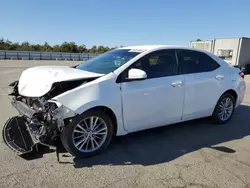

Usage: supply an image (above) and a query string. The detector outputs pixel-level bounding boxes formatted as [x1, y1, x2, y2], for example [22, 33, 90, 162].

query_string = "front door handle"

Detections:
[215, 75, 224, 80]
[171, 81, 184, 87]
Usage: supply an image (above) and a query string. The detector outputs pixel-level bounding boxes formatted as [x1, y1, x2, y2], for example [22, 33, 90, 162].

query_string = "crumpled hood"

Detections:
[18, 65, 103, 97]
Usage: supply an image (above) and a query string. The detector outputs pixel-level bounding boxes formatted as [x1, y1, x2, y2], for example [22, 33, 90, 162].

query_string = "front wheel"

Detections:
[60, 109, 114, 158]
[212, 93, 236, 124]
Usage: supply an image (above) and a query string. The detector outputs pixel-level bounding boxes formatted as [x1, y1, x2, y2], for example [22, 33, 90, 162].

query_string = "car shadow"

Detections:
[71, 104, 250, 168]
[20, 105, 250, 167]
[20, 145, 55, 160]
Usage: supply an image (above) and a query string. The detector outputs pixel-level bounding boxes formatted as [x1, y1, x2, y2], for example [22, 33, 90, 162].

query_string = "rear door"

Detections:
[177, 49, 224, 120]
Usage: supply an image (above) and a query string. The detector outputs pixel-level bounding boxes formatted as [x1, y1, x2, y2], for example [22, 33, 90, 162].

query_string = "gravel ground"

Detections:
[0, 60, 250, 188]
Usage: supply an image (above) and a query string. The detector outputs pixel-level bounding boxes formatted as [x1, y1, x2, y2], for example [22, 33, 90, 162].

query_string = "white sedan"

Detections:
[3, 45, 246, 158]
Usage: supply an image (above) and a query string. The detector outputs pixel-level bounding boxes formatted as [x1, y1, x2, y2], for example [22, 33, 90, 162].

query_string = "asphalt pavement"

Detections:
[0, 60, 250, 188]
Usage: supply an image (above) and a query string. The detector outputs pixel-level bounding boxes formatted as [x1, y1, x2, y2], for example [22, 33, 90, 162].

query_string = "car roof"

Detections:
[119, 45, 169, 50]
[113, 45, 229, 75]
[119, 45, 210, 53]
[117, 45, 229, 68]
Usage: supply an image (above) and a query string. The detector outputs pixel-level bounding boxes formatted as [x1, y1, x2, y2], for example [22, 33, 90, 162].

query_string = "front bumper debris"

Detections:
[2, 116, 36, 155]
[3, 80, 78, 161]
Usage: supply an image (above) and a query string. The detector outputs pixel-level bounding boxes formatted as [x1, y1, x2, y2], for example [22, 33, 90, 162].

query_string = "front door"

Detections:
[120, 49, 185, 132]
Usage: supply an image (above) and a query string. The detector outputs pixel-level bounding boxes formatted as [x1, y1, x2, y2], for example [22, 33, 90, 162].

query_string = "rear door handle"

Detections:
[171, 81, 184, 87]
[215, 75, 224, 80]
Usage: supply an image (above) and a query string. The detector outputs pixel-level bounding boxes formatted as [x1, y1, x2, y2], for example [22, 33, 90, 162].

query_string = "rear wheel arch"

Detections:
[212, 91, 236, 124]
[223, 89, 238, 101]
[212, 89, 238, 116]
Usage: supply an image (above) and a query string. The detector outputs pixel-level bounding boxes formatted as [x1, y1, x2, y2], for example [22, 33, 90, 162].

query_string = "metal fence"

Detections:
[0, 50, 98, 61]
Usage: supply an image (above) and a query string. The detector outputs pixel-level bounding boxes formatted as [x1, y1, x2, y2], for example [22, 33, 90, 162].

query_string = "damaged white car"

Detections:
[3, 45, 246, 158]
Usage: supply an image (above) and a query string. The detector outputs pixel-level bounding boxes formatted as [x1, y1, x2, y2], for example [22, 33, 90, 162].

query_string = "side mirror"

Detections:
[127, 68, 147, 80]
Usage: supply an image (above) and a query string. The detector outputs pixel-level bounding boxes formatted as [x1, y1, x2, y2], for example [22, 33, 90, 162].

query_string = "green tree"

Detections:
[53, 44, 61, 52]
[31, 44, 42, 51]
[0, 38, 7, 49]
[97, 45, 106, 53]
[60, 42, 77, 52]
[0, 38, 114, 54]
[77, 44, 87, 53]
[8, 42, 19, 50]
[20, 42, 31, 51]
[43, 42, 52, 52]
[69, 42, 78, 53]
[90, 45, 97, 53]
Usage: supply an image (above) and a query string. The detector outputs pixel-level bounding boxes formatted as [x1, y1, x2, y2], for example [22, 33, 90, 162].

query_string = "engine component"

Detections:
[12, 100, 36, 118]
[2, 116, 36, 155]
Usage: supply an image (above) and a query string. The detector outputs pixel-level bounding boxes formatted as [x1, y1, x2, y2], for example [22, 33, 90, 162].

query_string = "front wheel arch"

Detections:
[83, 106, 117, 136]
[60, 108, 115, 157]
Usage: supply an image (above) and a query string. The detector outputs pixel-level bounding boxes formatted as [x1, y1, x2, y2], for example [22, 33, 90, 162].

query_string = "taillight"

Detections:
[239, 72, 245, 79]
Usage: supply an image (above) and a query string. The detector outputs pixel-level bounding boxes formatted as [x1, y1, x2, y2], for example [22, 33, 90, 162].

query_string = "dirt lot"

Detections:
[0, 60, 250, 188]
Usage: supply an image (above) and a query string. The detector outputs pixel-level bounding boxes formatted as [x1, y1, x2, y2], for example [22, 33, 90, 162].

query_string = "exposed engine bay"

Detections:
[2, 77, 97, 156]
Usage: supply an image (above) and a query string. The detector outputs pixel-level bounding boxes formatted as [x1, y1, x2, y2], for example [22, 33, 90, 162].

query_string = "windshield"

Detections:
[76, 49, 141, 74]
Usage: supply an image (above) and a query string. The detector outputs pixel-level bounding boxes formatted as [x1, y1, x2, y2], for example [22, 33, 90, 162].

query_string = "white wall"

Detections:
[213, 38, 240, 66]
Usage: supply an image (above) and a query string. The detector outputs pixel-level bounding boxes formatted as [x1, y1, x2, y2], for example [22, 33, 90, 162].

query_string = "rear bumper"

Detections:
[235, 81, 246, 108]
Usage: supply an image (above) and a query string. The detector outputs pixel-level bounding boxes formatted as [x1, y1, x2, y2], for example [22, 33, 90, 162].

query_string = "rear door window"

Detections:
[177, 50, 220, 74]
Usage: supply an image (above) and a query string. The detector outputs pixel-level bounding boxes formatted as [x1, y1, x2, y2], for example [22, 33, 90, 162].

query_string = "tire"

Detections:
[212, 93, 236, 124]
[60, 109, 114, 158]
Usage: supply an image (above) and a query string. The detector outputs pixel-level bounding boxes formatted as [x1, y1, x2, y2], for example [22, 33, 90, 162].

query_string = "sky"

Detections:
[1, 0, 250, 48]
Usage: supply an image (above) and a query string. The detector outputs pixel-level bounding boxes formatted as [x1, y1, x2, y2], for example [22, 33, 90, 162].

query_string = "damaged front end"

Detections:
[2, 79, 90, 155]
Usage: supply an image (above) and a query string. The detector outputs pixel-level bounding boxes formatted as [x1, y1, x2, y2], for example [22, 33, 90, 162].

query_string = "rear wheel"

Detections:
[212, 93, 236, 124]
[60, 109, 114, 158]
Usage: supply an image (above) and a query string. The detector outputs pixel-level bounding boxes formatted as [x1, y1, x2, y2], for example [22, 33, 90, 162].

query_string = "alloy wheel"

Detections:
[72, 116, 108, 152]
[218, 97, 234, 121]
